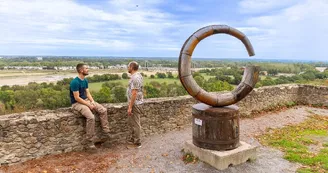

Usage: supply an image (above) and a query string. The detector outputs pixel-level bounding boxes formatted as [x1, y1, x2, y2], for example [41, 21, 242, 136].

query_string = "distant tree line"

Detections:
[1, 57, 327, 72]
[1, 64, 327, 115]
[256, 69, 328, 87]
[197, 67, 328, 88]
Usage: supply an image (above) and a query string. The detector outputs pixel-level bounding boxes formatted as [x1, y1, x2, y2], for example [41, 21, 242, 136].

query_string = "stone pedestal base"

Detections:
[184, 140, 257, 170]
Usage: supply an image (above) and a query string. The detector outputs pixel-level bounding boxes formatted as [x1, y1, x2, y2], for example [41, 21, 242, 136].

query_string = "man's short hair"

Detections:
[129, 61, 139, 71]
[76, 63, 86, 73]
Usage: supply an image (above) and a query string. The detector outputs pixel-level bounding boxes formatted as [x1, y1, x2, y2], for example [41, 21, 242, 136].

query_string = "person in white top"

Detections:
[126, 61, 144, 148]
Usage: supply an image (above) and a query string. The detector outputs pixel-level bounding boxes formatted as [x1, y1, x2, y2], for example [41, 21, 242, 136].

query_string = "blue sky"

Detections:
[0, 0, 327, 60]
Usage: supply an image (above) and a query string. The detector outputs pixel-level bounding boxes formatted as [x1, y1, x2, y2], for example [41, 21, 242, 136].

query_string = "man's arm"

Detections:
[73, 91, 95, 110]
[128, 89, 137, 116]
[86, 88, 95, 103]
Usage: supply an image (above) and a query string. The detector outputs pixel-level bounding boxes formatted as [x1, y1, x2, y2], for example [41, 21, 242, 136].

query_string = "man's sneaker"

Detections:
[135, 142, 142, 148]
[126, 142, 142, 149]
[101, 140, 112, 148]
[84, 140, 97, 150]
[87, 143, 97, 150]
[91, 136, 103, 143]
[126, 138, 134, 145]
[100, 133, 112, 142]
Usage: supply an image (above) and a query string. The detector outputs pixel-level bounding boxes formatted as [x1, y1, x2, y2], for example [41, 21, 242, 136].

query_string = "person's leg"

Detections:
[127, 112, 135, 143]
[131, 104, 142, 145]
[72, 102, 96, 149]
[93, 102, 110, 134]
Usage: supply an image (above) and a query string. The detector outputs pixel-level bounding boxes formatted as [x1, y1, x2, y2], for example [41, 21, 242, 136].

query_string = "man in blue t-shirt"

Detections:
[70, 63, 110, 150]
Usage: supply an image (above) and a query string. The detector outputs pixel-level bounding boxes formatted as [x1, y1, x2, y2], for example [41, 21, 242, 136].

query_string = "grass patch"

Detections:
[258, 115, 328, 173]
[181, 151, 199, 164]
[259, 75, 278, 80]
[309, 103, 328, 109]
[202, 74, 216, 80]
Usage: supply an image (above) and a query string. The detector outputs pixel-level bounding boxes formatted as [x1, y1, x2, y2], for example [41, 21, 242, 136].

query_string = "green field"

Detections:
[89, 77, 181, 92]
[89, 74, 217, 92]
[260, 75, 278, 80]
[203, 74, 215, 80]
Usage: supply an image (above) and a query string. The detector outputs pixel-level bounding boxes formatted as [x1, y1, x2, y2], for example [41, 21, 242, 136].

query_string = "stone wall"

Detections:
[237, 84, 298, 115]
[0, 84, 327, 165]
[0, 97, 195, 165]
[236, 84, 328, 115]
[297, 85, 328, 105]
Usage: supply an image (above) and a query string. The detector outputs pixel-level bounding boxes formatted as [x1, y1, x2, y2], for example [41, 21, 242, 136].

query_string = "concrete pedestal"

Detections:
[184, 140, 257, 170]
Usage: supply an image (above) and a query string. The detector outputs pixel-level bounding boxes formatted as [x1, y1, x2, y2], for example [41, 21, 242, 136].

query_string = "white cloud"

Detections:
[243, 0, 328, 59]
[108, 0, 163, 9]
[239, 0, 300, 14]
[0, 0, 327, 60]
[236, 27, 260, 32]
[187, 0, 328, 60]
[0, 0, 180, 53]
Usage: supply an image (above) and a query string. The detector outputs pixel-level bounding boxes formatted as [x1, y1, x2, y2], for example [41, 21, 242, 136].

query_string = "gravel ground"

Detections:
[1, 106, 328, 173]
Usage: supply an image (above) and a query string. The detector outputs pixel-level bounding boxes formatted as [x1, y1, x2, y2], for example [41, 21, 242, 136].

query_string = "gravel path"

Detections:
[2, 106, 328, 173]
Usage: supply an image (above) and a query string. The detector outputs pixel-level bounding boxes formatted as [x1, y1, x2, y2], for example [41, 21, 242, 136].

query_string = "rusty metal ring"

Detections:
[178, 25, 260, 107]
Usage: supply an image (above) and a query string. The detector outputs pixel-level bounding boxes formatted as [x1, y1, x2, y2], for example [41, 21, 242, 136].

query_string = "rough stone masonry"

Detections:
[0, 84, 327, 165]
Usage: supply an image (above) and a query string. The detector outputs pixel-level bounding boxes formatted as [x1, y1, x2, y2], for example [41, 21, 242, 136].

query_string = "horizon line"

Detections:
[0, 55, 327, 62]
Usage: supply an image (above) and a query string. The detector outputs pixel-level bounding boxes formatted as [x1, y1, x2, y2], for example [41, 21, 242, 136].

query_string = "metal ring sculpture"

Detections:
[178, 25, 260, 107]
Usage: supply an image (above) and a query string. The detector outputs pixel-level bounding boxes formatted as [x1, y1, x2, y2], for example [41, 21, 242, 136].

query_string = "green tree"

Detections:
[14, 90, 39, 109]
[149, 81, 161, 88]
[166, 82, 188, 97]
[192, 71, 202, 78]
[111, 86, 127, 103]
[156, 72, 166, 79]
[194, 75, 205, 87]
[267, 69, 278, 76]
[215, 75, 232, 84]
[260, 77, 276, 86]
[122, 73, 129, 79]
[166, 72, 174, 78]
[301, 71, 316, 80]
[38, 88, 70, 109]
[93, 87, 112, 103]
[140, 72, 147, 77]
[232, 74, 242, 85]
[0, 90, 15, 110]
[102, 82, 124, 89]
[1, 85, 10, 91]
[203, 79, 234, 92]
[144, 84, 160, 98]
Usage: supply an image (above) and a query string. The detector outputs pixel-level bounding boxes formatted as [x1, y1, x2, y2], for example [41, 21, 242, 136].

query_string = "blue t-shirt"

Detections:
[70, 77, 88, 104]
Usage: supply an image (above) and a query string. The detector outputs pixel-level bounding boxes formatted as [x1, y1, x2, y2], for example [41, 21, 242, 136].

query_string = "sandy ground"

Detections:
[0, 73, 78, 86]
[1, 106, 328, 173]
[0, 70, 164, 86]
